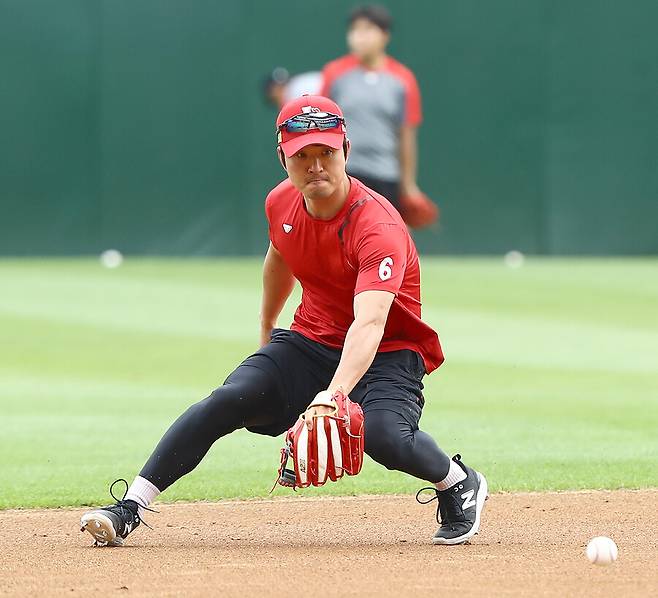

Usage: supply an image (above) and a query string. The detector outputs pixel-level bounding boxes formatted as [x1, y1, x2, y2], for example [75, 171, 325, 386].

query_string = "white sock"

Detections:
[125, 476, 161, 518]
[435, 459, 467, 491]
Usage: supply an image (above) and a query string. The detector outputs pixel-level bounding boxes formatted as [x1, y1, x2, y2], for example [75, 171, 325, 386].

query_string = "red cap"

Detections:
[276, 95, 346, 158]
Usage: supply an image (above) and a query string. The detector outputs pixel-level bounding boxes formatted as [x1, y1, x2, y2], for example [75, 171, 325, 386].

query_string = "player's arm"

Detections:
[329, 289, 394, 393]
[305, 290, 394, 428]
[399, 69, 423, 198]
[260, 242, 295, 347]
[399, 124, 421, 197]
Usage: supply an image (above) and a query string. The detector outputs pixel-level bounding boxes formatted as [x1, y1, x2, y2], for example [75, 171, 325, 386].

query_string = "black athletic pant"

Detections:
[140, 329, 451, 491]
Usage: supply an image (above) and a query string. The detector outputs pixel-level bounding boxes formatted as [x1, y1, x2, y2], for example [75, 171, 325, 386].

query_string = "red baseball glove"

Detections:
[272, 390, 364, 490]
[399, 191, 440, 229]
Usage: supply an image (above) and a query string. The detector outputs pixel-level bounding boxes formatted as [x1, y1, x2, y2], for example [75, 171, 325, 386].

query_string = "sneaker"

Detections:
[416, 454, 488, 545]
[80, 479, 146, 546]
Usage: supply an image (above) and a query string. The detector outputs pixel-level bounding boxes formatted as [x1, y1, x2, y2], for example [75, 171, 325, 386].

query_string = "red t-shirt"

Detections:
[265, 177, 444, 374]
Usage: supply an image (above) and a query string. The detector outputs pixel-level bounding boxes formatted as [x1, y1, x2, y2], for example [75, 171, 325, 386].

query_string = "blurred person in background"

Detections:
[263, 67, 322, 109]
[321, 4, 437, 228]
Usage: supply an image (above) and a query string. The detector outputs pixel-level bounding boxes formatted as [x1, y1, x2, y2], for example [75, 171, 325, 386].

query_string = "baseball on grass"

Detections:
[504, 250, 525, 269]
[100, 249, 123, 269]
[586, 536, 618, 565]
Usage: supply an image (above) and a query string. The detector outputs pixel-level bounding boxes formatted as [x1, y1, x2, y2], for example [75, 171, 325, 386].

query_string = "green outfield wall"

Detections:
[1, 0, 656, 255]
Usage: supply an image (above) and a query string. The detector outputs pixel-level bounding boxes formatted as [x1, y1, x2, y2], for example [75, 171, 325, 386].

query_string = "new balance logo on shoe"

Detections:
[461, 488, 477, 510]
[419, 455, 489, 546]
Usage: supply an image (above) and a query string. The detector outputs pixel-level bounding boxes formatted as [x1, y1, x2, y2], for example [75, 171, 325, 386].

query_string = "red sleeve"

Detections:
[353, 224, 408, 296]
[386, 59, 422, 126]
[320, 55, 359, 99]
[403, 71, 422, 126]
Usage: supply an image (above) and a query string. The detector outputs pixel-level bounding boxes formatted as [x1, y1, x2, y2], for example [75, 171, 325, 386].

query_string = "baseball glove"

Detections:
[399, 191, 440, 229]
[272, 390, 364, 490]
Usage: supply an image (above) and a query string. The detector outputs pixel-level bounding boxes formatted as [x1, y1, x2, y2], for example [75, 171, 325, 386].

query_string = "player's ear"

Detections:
[343, 138, 351, 161]
[277, 146, 288, 171]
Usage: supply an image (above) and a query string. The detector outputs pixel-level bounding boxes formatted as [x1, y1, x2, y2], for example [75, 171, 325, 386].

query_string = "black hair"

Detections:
[348, 4, 392, 32]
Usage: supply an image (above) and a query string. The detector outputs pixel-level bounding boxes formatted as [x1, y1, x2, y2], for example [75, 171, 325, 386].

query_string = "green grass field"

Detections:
[1, 257, 657, 509]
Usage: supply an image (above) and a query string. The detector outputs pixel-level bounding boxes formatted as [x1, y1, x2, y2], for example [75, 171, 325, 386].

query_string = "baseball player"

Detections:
[263, 67, 323, 109]
[80, 95, 487, 547]
[321, 4, 437, 227]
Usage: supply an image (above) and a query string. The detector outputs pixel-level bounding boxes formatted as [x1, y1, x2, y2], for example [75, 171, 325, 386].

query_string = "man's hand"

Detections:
[273, 390, 365, 490]
[399, 188, 439, 229]
[400, 181, 422, 199]
[304, 390, 338, 430]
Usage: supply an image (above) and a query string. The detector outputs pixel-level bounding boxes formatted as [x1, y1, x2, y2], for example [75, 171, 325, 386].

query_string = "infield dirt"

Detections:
[1, 490, 656, 597]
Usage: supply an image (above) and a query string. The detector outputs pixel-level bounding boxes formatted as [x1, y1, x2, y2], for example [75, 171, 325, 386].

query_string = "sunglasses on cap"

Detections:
[277, 111, 345, 134]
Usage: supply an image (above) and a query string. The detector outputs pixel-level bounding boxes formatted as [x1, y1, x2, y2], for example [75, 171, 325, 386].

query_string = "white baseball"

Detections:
[586, 536, 618, 565]
[100, 249, 123, 269]
[504, 250, 525, 269]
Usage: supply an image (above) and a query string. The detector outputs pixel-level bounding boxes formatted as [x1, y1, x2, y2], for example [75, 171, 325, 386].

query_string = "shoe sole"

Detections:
[80, 511, 124, 547]
[432, 471, 489, 546]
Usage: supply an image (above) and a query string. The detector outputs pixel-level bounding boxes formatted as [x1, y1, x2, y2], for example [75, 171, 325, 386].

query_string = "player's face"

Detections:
[285, 144, 346, 200]
[347, 18, 389, 61]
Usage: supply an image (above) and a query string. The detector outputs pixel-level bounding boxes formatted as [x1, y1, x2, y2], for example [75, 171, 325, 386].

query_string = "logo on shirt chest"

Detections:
[282, 223, 293, 234]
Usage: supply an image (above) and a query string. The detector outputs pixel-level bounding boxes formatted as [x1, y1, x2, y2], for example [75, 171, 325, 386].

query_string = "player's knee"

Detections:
[364, 412, 414, 471]
[187, 384, 252, 431]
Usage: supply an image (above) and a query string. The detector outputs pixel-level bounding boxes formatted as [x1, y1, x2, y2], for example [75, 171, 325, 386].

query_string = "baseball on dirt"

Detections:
[586, 536, 618, 565]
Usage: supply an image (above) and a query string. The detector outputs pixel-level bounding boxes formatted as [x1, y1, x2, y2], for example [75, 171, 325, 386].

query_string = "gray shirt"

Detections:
[323, 55, 422, 183]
